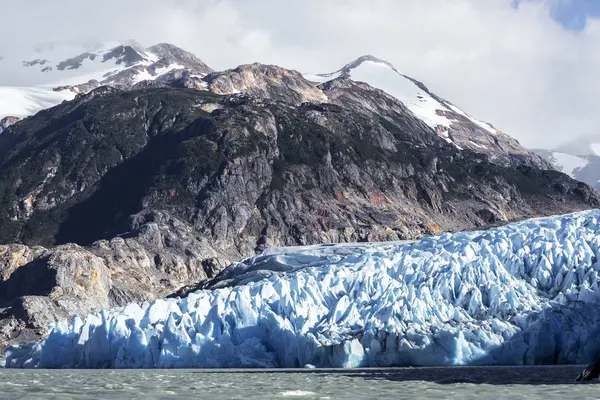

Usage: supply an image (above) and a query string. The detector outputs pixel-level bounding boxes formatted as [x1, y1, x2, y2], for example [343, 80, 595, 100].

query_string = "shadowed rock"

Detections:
[576, 358, 600, 382]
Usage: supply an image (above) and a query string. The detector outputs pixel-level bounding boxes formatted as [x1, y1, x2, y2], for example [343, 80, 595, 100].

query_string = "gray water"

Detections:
[0, 366, 596, 400]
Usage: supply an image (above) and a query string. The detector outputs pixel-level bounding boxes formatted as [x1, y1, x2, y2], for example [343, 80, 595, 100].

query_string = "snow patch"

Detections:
[335, 60, 453, 128]
[132, 63, 185, 84]
[551, 152, 589, 178]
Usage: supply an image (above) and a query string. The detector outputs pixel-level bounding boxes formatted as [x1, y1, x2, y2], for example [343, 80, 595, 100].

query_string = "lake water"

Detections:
[0, 366, 596, 399]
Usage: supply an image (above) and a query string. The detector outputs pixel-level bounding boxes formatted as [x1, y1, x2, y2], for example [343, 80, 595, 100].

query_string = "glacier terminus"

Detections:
[5, 210, 600, 369]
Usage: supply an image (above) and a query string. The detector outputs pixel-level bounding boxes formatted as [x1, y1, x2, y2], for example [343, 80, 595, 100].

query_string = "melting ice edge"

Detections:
[6, 210, 600, 368]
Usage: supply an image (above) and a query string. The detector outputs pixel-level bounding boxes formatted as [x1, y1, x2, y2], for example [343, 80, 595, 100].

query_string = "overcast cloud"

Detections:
[1, 0, 597, 149]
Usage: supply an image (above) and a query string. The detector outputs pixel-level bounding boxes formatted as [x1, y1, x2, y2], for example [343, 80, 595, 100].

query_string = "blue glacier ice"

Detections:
[6, 210, 600, 368]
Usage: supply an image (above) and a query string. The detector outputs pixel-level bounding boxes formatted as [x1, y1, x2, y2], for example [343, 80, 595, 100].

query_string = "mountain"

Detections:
[0, 41, 212, 127]
[533, 134, 600, 189]
[305, 55, 543, 168]
[0, 43, 597, 350]
[0, 47, 557, 171]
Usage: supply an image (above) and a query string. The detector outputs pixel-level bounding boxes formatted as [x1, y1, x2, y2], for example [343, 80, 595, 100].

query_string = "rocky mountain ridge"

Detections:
[1, 43, 551, 172]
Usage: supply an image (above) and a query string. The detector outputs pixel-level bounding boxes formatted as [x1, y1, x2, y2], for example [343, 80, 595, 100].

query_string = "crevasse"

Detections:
[6, 210, 600, 368]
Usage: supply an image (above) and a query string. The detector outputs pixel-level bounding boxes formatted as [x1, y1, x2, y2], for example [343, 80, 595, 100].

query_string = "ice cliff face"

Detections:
[6, 210, 600, 368]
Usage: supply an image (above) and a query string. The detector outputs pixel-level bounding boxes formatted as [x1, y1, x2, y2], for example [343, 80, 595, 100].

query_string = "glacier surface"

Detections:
[6, 210, 600, 369]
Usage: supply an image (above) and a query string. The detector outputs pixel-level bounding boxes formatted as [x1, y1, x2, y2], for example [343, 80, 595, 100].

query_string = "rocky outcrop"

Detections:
[205, 63, 328, 104]
[576, 358, 600, 381]
[0, 211, 224, 349]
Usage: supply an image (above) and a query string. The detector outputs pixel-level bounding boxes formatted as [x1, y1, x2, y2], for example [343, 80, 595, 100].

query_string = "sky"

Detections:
[551, 0, 600, 30]
[1, 0, 599, 150]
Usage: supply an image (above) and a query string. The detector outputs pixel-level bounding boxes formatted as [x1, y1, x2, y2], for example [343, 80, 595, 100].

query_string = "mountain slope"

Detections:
[304, 55, 542, 168]
[0, 86, 595, 249]
[533, 135, 600, 189]
[2, 46, 548, 173]
[0, 86, 595, 348]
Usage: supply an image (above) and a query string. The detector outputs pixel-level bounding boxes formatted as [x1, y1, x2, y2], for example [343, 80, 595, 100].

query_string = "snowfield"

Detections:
[6, 210, 600, 368]
[0, 42, 188, 122]
[0, 86, 75, 119]
[549, 152, 589, 178]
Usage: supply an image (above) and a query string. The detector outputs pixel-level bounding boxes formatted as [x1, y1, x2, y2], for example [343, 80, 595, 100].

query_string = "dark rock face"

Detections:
[0, 61, 598, 349]
[55, 45, 149, 72]
[576, 358, 600, 381]
[22, 59, 50, 67]
[56, 52, 97, 71]
[102, 45, 146, 67]
[0, 85, 597, 253]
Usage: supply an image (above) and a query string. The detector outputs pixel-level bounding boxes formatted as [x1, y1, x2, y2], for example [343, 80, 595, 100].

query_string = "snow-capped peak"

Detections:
[1, 40, 147, 86]
[0, 40, 212, 88]
[315, 55, 400, 80]
[305, 55, 501, 151]
[0, 41, 213, 122]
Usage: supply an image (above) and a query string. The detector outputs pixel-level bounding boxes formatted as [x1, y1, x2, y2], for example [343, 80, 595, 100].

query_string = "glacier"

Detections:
[6, 210, 600, 369]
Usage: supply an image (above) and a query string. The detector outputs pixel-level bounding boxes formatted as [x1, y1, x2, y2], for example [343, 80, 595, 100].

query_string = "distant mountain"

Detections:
[0, 40, 211, 86]
[0, 41, 212, 126]
[533, 135, 600, 189]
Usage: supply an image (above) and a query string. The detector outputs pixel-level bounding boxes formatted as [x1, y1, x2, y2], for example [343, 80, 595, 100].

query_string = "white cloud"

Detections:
[1, 0, 599, 149]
